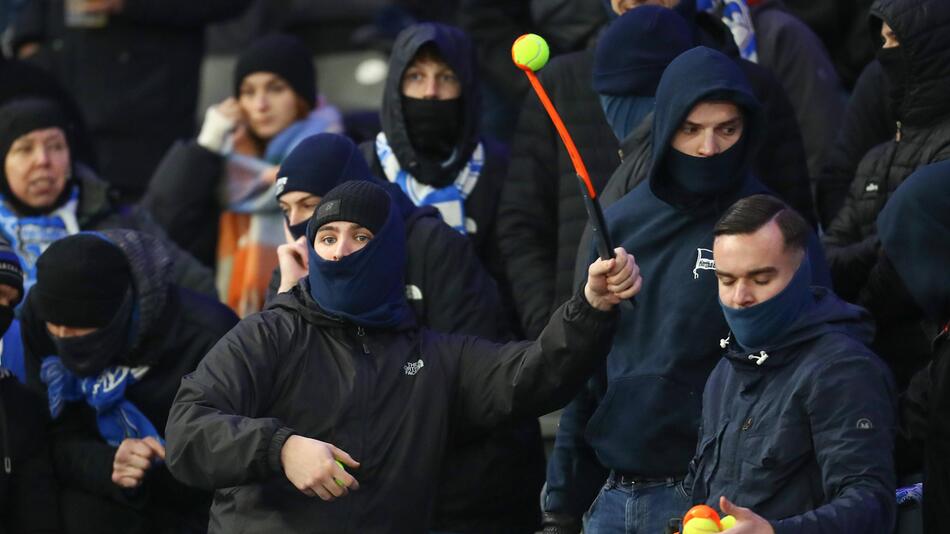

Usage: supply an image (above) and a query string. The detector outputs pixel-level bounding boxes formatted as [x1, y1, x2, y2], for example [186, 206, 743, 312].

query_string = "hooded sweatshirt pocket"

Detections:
[584, 375, 702, 476]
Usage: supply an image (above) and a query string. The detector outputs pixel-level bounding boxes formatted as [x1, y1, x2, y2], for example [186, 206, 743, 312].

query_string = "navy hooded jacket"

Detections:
[545, 47, 830, 515]
[688, 287, 896, 534]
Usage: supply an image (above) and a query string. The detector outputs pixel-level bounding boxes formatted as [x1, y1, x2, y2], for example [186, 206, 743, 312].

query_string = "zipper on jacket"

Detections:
[356, 326, 370, 355]
[895, 120, 902, 142]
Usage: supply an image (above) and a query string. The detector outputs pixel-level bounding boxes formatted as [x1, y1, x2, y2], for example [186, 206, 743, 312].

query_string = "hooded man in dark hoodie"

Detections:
[876, 160, 950, 534]
[165, 180, 639, 534]
[270, 133, 544, 533]
[359, 23, 508, 289]
[544, 46, 830, 534]
[685, 194, 896, 534]
[823, 0, 950, 390]
[18, 230, 238, 534]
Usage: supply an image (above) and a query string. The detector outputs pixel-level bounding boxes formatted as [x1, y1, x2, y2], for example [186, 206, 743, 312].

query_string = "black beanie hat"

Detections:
[308, 181, 391, 238]
[593, 5, 694, 96]
[32, 234, 132, 328]
[0, 238, 23, 305]
[275, 133, 372, 200]
[0, 98, 75, 215]
[234, 34, 317, 109]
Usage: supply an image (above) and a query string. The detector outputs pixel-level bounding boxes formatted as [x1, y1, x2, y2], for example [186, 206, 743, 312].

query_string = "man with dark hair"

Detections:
[683, 194, 897, 533]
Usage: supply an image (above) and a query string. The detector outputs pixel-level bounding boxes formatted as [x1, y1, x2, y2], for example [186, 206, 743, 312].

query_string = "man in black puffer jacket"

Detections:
[19, 230, 238, 534]
[823, 0, 950, 388]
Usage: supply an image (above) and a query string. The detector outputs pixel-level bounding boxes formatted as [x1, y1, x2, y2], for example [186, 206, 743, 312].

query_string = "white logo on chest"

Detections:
[403, 359, 425, 376]
[693, 248, 716, 279]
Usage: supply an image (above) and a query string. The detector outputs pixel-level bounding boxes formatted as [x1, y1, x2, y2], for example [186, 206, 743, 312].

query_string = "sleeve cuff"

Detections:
[267, 427, 296, 475]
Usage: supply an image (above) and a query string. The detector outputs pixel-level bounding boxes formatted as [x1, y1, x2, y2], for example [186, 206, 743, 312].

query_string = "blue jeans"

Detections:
[583, 475, 691, 534]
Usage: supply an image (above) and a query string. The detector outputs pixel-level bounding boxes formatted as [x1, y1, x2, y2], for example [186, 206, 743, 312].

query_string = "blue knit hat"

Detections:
[0, 237, 24, 305]
[593, 5, 694, 96]
[275, 133, 372, 200]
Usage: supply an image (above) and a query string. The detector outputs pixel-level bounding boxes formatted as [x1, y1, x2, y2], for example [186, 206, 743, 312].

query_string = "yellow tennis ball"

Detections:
[683, 517, 722, 534]
[511, 33, 550, 72]
[720, 515, 736, 530]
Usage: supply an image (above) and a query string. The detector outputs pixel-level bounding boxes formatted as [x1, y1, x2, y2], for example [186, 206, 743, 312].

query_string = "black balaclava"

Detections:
[306, 181, 411, 328]
[0, 98, 75, 216]
[276, 133, 374, 240]
[0, 237, 23, 335]
[32, 234, 135, 376]
[233, 34, 317, 109]
[402, 96, 461, 162]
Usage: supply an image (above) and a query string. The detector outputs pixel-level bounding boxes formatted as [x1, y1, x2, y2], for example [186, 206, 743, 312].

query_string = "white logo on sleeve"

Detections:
[856, 418, 874, 430]
[404, 359, 425, 376]
[693, 248, 716, 279]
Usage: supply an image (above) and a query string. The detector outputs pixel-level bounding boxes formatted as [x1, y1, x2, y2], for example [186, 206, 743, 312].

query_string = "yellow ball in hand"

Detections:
[720, 515, 736, 530]
[683, 517, 722, 534]
[511, 33, 550, 72]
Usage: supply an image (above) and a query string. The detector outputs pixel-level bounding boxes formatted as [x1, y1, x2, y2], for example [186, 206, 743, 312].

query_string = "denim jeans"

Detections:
[583, 475, 691, 534]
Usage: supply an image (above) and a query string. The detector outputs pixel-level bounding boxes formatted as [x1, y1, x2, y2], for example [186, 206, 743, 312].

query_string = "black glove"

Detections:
[540, 512, 582, 534]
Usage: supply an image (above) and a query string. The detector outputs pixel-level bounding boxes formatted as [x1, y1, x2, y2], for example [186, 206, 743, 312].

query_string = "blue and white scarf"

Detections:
[697, 0, 759, 63]
[40, 357, 161, 447]
[375, 132, 482, 235]
[0, 187, 80, 295]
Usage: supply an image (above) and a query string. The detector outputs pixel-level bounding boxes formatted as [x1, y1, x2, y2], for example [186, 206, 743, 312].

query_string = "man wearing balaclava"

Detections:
[876, 160, 950, 534]
[165, 180, 641, 534]
[19, 230, 237, 534]
[360, 23, 508, 291]
[823, 0, 950, 391]
[545, 46, 830, 534]
[685, 194, 896, 534]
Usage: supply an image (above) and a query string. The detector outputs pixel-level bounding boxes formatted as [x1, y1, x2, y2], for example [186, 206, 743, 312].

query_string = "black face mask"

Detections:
[0, 305, 13, 337]
[402, 96, 461, 162]
[877, 47, 908, 117]
[286, 215, 309, 241]
[664, 134, 748, 197]
[51, 291, 135, 377]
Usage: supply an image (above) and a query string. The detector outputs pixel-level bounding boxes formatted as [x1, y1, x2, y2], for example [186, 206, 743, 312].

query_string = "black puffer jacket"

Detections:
[0, 368, 60, 534]
[823, 0, 950, 300]
[20, 230, 238, 532]
[498, 49, 620, 340]
[165, 283, 617, 534]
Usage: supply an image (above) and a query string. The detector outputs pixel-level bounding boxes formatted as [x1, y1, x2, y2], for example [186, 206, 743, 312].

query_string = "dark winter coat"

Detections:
[687, 288, 897, 534]
[751, 0, 846, 179]
[0, 368, 60, 534]
[497, 49, 620, 340]
[19, 229, 238, 531]
[11, 0, 252, 197]
[546, 47, 830, 518]
[822, 0, 950, 386]
[165, 283, 617, 534]
[814, 60, 895, 229]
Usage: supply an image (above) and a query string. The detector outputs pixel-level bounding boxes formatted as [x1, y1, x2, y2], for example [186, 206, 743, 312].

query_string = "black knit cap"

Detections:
[308, 181, 391, 239]
[234, 34, 317, 108]
[31, 234, 132, 328]
[275, 133, 372, 200]
[0, 98, 75, 215]
[0, 238, 23, 305]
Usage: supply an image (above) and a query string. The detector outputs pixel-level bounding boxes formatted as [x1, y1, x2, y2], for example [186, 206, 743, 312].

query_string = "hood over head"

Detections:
[0, 98, 76, 216]
[878, 160, 950, 323]
[869, 0, 950, 127]
[381, 23, 480, 188]
[648, 46, 763, 207]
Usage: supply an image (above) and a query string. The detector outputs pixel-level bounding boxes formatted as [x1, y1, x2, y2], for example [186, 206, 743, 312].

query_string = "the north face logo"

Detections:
[403, 359, 424, 376]
[693, 248, 716, 279]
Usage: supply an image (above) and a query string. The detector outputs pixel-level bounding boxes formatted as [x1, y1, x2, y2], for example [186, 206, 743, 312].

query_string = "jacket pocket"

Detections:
[738, 424, 816, 510]
[584, 375, 702, 475]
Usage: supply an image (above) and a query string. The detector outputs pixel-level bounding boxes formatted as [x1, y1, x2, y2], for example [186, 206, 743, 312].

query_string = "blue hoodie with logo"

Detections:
[689, 287, 896, 534]
[545, 46, 830, 515]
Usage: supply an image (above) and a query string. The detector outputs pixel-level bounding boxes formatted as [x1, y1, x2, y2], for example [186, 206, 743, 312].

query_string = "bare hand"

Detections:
[74, 0, 125, 14]
[720, 496, 775, 534]
[261, 165, 280, 185]
[112, 437, 165, 488]
[281, 436, 360, 500]
[277, 236, 309, 292]
[215, 97, 244, 125]
[584, 247, 642, 311]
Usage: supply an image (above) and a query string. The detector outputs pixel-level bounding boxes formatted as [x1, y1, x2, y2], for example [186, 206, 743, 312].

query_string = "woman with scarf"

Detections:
[165, 180, 639, 534]
[18, 230, 238, 534]
[143, 34, 343, 317]
[0, 98, 215, 301]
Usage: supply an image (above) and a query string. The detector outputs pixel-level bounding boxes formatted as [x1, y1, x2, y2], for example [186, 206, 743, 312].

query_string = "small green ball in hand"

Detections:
[511, 33, 550, 72]
[334, 460, 347, 488]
